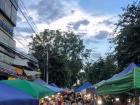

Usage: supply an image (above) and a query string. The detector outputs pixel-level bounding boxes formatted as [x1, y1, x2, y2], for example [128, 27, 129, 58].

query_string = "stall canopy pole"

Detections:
[135, 90, 139, 105]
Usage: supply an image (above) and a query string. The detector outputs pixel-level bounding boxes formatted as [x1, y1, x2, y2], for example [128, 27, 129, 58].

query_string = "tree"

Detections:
[84, 54, 117, 84]
[113, 2, 140, 69]
[29, 29, 90, 87]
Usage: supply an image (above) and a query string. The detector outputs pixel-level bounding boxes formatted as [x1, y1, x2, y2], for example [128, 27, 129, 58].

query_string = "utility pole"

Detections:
[138, 55, 140, 64]
[135, 90, 139, 105]
[46, 45, 49, 84]
[43, 29, 50, 84]
[43, 41, 49, 84]
[43, 43, 46, 82]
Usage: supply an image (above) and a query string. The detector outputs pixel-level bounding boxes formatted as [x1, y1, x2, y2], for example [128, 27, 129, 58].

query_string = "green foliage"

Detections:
[84, 54, 117, 84]
[113, 2, 140, 69]
[29, 29, 90, 87]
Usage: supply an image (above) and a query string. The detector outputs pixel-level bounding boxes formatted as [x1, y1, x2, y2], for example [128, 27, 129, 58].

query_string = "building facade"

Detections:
[0, 0, 40, 80]
[0, 0, 18, 79]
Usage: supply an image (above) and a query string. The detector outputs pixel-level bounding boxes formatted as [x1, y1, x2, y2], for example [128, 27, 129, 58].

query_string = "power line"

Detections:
[14, 27, 31, 42]
[18, 1, 38, 33]
[13, 0, 40, 51]
[14, 30, 33, 51]
[14, 0, 38, 35]
[13, 27, 32, 51]
[14, 37, 29, 50]
[19, 0, 39, 33]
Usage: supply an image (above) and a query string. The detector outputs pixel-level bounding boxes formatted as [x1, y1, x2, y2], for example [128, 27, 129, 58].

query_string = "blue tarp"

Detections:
[34, 79, 63, 92]
[34, 78, 46, 85]
[50, 83, 59, 88]
[108, 63, 137, 81]
[0, 83, 38, 105]
[47, 85, 63, 92]
[95, 80, 106, 88]
[75, 82, 93, 92]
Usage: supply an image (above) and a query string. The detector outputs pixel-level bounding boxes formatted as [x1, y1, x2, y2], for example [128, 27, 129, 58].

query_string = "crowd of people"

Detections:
[40, 92, 96, 105]
[40, 92, 135, 105]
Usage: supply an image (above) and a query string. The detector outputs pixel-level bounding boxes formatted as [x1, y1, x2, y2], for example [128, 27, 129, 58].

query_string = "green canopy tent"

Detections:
[94, 80, 105, 89]
[96, 63, 140, 95]
[96, 63, 140, 104]
[0, 80, 54, 99]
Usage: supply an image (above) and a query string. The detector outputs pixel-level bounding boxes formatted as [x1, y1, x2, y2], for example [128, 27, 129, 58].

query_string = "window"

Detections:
[0, 0, 18, 26]
[5, 0, 12, 18]
[0, 0, 5, 12]
[10, 0, 18, 10]
[11, 6, 17, 25]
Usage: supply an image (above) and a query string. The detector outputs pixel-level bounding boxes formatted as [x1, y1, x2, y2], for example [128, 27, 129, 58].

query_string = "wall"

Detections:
[0, 29, 15, 48]
[0, 0, 17, 74]
[0, 0, 18, 25]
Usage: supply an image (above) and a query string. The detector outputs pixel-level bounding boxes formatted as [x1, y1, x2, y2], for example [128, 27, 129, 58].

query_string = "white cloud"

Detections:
[36, 9, 116, 38]
[14, 36, 31, 53]
[15, 0, 118, 53]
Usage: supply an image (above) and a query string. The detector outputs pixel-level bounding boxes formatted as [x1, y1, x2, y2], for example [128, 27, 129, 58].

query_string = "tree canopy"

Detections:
[84, 54, 117, 84]
[113, 2, 140, 69]
[29, 29, 90, 87]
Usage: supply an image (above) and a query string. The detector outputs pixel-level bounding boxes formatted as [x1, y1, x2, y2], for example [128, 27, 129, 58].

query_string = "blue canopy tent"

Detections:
[47, 85, 63, 92]
[0, 83, 38, 105]
[75, 82, 93, 92]
[50, 83, 59, 88]
[34, 78, 46, 85]
[94, 80, 106, 89]
[108, 63, 137, 81]
[34, 79, 63, 92]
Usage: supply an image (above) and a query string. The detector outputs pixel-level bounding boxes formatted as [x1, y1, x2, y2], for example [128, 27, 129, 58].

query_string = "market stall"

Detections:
[0, 83, 38, 105]
[96, 63, 138, 95]
[75, 82, 93, 93]
[96, 63, 140, 104]
[34, 79, 63, 93]
[0, 79, 54, 99]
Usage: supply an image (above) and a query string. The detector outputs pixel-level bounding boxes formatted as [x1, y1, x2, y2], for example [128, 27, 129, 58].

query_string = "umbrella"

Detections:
[1, 80, 54, 99]
[0, 83, 38, 105]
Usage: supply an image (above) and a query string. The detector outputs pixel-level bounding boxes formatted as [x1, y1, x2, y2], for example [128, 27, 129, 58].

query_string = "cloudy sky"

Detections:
[14, 0, 133, 59]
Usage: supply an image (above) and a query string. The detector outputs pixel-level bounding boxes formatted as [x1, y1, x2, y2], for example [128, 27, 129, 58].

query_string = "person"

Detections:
[77, 99, 83, 105]
[113, 100, 121, 105]
[120, 98, 127, 105]
[105, 97, 113, 105]
[43, 100, 49, 105]
[65, 98, 71, 105]
[58, 99, 62, 105]
[89, 99, 95, 105]
[71, 100, 77, 105]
